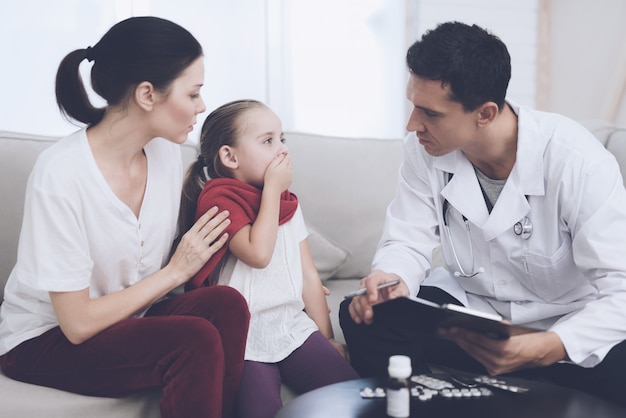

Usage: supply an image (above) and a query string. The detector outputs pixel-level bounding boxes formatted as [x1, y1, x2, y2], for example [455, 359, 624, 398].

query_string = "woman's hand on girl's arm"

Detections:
[50, 207, 231, 345]
[167, 206, 230, 283]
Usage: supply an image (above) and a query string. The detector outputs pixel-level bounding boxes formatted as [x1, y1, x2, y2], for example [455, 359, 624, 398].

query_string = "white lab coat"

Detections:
[373, 101, 626, 367]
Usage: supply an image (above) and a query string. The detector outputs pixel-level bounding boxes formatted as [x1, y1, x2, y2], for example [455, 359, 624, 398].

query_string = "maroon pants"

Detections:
[0, 286, 249, 418]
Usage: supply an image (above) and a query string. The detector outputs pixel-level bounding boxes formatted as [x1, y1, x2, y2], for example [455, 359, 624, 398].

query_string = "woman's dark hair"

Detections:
[55, 16, 203, 126]
[176, 99, 267, 241]
[406, 21, 511, 112]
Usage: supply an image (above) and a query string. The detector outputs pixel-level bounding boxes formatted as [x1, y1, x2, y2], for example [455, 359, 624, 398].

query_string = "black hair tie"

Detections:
[85, 46, 95, 62]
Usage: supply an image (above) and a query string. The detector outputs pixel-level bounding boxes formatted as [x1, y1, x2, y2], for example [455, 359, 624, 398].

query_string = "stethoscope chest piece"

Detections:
[514, 217, 533, 240]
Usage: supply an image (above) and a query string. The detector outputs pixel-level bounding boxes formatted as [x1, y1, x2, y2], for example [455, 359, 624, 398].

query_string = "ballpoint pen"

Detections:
[344, 279, 401, 299]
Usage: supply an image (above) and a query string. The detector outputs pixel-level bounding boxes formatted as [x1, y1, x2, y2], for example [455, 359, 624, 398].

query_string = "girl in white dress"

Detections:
[179, 99, 358, 418]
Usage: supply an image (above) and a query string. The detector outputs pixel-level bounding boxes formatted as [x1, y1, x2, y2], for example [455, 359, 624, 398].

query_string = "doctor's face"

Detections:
[405, 75, 479, 156]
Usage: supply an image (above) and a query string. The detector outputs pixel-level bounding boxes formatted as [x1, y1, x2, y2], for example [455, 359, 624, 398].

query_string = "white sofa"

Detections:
[1, 120, 625, 416]
[0, 128, 404, 417]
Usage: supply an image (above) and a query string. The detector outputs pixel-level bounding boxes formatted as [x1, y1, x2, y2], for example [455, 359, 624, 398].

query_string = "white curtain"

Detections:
[0, 0, 269, 142]
[0, 0, 407, 141]
[2, 0, 623, 142]
[267, 0, 407, 139]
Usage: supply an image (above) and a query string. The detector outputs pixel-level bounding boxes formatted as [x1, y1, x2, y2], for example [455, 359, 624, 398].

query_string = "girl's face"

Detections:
[152, 57, 206, 144]
[229, 107, 286, 188]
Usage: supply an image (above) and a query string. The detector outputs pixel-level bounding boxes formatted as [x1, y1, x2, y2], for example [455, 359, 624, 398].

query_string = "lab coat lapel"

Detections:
[438, 153, 490, 227]
[436, 102, 547, 242]
[479, 103, 547, 241]
[481, 182, 530, 241]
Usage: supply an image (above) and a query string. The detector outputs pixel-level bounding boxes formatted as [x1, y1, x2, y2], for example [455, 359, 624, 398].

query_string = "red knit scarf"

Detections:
[186, 177, 298, 290]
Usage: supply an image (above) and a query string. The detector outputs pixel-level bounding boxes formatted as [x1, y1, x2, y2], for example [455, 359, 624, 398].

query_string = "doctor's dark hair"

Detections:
[176, 99, 268, 241]
[55, 16, 203, 126]
[406, 21, 511, 112]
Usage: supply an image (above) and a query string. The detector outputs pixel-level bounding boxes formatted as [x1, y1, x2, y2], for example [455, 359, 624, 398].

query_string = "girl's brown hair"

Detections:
[175, 99, 267, 243]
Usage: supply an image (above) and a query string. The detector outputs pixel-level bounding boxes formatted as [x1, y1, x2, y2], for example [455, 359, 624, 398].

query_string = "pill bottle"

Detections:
[386, 355, 411, 417]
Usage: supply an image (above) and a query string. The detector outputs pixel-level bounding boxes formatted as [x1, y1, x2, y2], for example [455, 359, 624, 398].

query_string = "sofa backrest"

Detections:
[0, 129, 403, 300]
[1, 132, 59, 302]
[1, 121, 626, 301]
[582, 121, 626, 174]
[286, 132, 404, 279]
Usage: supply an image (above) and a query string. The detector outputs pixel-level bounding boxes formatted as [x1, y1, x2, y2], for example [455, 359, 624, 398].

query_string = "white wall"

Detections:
[413, 0, 540, 108]
[0, 0, 268, 142]
[1, 0, 624, 141]
[547, 0, 626, 125]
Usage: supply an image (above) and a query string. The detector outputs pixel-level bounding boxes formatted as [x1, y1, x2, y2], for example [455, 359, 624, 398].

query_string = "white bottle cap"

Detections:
[388, 355, 412, 378]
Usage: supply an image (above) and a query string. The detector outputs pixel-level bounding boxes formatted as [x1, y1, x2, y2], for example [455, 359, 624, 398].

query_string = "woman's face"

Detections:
[152, 57, 206, 144]
[229, 107, 286, 188]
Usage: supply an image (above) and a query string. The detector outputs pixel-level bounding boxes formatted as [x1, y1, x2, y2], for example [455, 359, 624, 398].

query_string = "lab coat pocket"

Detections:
[521, 242, 585, 302]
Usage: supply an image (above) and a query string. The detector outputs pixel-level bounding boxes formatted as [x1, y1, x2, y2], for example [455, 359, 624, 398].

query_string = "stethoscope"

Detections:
[442, 174, 533, 278]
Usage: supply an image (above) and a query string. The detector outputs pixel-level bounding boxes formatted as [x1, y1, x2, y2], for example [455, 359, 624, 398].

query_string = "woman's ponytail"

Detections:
[55, 48, 104, 126]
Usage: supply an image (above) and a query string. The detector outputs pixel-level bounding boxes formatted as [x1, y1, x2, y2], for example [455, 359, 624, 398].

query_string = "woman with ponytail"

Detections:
[0, 16, 248, 418]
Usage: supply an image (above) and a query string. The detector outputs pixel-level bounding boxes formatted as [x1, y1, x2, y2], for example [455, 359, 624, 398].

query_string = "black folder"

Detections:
[373, 296, 541, 340]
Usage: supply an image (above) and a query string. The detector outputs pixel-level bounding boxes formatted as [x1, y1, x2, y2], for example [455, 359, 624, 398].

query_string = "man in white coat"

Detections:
[340, 21, 626, 406]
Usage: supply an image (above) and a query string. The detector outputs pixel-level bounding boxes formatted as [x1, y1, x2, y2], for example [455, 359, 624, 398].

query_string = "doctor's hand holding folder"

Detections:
[344, 274, 539, 340]
[344, 273, 562, 377]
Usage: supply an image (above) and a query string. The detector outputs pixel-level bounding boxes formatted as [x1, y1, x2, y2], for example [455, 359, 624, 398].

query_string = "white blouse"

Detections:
[0, 129, 182, 355]
[218, 205, 318, 362]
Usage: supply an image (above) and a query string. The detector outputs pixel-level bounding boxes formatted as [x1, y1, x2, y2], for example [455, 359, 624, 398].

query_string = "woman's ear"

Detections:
[219, 145, 238, 169]
[135, 81, 156, 111]
[476, 102, 499, 127]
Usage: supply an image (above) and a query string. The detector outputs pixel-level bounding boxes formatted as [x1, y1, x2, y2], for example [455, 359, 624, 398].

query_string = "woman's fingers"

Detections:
[196, 208, 230, 241]
[206, 231, 229, 257]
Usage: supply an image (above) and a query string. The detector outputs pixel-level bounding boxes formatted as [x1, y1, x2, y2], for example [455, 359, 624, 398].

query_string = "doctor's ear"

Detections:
[219, 145, 238, 169]
[476, 102, 499, 127]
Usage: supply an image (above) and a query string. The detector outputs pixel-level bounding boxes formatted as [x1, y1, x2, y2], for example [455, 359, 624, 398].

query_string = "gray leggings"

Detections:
[235, 331, 358, 418]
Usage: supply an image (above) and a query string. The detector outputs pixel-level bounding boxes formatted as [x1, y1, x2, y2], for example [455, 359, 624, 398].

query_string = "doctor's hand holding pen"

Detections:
[347, 270, 409, 325]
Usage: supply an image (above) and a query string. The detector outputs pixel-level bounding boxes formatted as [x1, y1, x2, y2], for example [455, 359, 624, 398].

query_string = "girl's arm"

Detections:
[228, 154, 292, 268]
[227, 184, 282, 268]
[300, 239, 349, 358]
[50, 208, 230, 345]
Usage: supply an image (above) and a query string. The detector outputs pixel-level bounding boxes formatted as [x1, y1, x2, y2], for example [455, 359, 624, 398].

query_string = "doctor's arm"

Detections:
[547, 156, 626, 366]
[446, 152, 626, 373]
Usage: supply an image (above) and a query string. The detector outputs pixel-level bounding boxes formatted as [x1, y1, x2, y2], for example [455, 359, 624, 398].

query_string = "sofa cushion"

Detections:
[0, 370, 160, 418]
[305, 222, 350, 280]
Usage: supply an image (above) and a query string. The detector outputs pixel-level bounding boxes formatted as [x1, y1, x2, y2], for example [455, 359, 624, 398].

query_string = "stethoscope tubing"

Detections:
[442, 200, 532, 277]
[442, 171, 533, 277]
